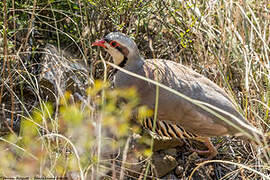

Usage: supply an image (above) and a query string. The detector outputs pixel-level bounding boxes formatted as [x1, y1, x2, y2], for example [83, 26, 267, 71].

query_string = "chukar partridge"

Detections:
[93, 32, 262, 160]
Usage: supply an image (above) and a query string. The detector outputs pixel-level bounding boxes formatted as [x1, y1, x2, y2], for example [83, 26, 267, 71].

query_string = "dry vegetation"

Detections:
[0, 0, 270, 179]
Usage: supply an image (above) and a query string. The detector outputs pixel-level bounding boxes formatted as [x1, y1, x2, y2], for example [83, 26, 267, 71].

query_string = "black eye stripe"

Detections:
[115, 46, 122, 52]
[103, 37, 123, 53]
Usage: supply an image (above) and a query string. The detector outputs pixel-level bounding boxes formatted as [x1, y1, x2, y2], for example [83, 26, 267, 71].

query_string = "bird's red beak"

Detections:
[92, 40, 106, 48]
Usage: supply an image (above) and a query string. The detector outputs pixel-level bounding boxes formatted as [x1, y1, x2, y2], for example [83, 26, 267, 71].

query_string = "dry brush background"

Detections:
[0, 0, 270, 179]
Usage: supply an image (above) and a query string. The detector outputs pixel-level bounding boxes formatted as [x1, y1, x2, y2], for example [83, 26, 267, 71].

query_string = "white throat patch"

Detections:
[105, 44, 125, 65]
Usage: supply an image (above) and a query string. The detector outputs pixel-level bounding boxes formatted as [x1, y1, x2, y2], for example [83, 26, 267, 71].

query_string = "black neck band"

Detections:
[118, 56, 128, 68]
[113, 57, 127, 74]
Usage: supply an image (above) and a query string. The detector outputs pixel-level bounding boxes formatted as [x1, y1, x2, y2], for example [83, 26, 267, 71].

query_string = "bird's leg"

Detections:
[190, 137, 218, 160]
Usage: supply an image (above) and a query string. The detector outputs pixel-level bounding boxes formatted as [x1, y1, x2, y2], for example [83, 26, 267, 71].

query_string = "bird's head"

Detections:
[92, 32, 141, 67]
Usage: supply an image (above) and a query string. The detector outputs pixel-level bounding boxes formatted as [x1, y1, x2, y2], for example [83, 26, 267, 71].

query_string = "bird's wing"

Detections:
[115, 59, 251, 137]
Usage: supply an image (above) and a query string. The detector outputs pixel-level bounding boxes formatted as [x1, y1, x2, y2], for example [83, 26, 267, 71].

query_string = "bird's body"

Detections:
[93, 32, 261, 159]
[115, 58, 247, 137]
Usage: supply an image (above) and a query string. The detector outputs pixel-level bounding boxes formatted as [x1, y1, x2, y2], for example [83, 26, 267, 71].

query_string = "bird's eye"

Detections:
[110, 41, 119, 47]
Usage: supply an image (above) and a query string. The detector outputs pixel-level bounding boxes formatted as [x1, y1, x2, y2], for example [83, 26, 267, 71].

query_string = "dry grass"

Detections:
[0, 0, 270, 179]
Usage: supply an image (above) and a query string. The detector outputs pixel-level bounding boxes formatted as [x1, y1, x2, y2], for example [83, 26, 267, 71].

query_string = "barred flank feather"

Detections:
[142, 117, 197, 139]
